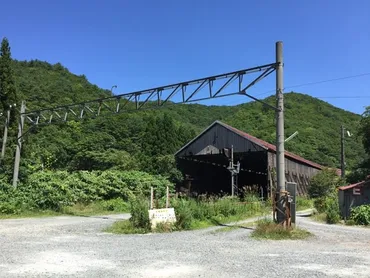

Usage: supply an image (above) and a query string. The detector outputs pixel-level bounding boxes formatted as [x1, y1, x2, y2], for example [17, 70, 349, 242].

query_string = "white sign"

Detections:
[353, 187, 361, 195]
[148, 208, 176, 229]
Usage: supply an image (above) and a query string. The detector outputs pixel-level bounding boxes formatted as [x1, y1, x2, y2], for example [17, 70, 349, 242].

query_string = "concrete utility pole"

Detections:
[1, 110, 11, 161]
[231, 145, 234, 197]
[12, 101, 25, 188]
[275, 41, 286, 223]
[340, 125, 345, 178]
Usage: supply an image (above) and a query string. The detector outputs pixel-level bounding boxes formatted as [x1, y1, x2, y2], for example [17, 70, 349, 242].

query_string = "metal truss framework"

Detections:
[2, 53, 283, 189]
[21, 63, 278, 126]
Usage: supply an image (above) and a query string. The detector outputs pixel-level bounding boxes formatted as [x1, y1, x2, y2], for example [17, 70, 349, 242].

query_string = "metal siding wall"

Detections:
[267, 152, 320, 195]
[177, 124, 265, 157]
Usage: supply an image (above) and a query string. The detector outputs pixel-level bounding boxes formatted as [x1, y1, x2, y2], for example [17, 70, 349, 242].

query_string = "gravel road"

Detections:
[0, 212, 369, 278]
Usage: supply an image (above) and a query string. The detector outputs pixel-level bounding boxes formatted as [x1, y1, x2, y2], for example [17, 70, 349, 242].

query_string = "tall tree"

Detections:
[0, 38, 17, 116]
[347, 106, 370, 183]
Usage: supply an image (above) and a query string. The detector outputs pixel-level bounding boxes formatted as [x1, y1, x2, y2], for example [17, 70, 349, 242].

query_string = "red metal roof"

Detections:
[339, 176, 370, 190]
[338, 181, 364, 191]
[220, 121, 324, 170]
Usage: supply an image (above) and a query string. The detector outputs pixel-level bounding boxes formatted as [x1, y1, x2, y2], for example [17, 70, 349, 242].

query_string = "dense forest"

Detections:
[0, 58, 366, 183]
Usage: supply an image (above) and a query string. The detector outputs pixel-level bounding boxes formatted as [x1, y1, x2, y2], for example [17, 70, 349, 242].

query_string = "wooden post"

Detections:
[150, 187, 154, 209]
[166, 186, 169, 208]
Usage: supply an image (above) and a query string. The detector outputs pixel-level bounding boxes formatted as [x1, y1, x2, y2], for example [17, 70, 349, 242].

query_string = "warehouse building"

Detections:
[175, 121, 323, 197]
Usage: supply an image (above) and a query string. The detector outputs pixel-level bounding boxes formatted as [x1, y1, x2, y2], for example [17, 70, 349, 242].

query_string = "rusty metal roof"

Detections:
[220, 121, 324, 169]
[339, 176, 370, 190]
[176, 120, 324, 170]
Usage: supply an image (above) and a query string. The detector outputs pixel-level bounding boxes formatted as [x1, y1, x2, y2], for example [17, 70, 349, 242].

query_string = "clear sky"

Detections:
[1, 0, 369, 114]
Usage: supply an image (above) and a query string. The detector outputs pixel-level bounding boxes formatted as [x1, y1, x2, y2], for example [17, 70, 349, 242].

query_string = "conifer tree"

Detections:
[0, 37, 17, 121]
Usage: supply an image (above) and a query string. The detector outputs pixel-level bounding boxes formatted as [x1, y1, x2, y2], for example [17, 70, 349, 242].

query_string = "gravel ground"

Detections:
[0, 213, 369, 278]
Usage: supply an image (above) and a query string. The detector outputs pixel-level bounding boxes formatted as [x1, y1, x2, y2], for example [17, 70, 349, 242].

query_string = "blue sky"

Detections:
[1, 0, 369, 114]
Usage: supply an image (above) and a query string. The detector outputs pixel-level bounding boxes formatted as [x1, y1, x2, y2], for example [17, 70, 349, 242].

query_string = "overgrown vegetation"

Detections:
[350, 205, 370, 226]
[308, 169, 343, 224]
[296, 197, 313, 211]
[0, 170, 171, 216]
[106, 194, 268, 234]
[251, 218, 312, 240]
[62, 198, 128, 216]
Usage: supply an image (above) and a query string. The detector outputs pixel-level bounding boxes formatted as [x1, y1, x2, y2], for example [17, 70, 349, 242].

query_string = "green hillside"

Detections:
[1, 60, 366, 179]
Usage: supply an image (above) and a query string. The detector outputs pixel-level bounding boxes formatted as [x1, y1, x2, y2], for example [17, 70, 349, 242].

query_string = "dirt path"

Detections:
[0, 213, 369, 277]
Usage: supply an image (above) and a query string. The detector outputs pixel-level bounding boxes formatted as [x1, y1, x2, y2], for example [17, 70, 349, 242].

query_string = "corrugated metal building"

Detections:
[175, 121, 323, 197]
[338, 177, 370, 219]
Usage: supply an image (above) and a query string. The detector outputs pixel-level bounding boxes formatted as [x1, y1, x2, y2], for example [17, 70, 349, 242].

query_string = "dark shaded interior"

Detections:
[176, 151, 268, 198]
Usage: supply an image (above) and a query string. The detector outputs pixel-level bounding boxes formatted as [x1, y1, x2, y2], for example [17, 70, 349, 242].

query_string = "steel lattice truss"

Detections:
[21, 63, 278, 125]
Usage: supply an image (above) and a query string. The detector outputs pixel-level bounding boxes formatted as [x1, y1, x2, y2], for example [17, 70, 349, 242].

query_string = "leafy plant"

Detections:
[325, 197, 340, 224]
[128, 195, 150, 232]
[350, 205, 370, 225]
[309, 168, 344, 199]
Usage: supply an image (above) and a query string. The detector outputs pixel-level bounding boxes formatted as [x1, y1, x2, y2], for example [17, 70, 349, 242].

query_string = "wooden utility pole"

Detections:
[340, 125, 345, 178]
[12, 101, 25, 188]
[1, 110, 10, 161]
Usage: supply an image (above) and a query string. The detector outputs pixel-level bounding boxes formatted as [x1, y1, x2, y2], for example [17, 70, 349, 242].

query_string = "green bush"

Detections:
[308, 168, 344, 199]
[129, 196, 150, 232]
[325, 197, 340, 224]
[350, 205, 370, 225]
[314, 197, 327, 213]
[0, 170, 172, 214]
[101, 198, 128, 212]
[296, 197, 313, 211]
[172, 198, 193, 230]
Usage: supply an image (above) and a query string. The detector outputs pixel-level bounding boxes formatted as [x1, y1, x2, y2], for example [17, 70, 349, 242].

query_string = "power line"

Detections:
[313, 96, 370, 99]
[255, 72, 370, 98]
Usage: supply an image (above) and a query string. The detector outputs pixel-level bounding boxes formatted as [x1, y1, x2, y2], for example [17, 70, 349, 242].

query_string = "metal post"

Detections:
[276, 41, 286, 223]
[340, 125, 345, 178]
[12, 101, 25, 188]
[1, 110, 10, 161]
[231, 145, 234, 197]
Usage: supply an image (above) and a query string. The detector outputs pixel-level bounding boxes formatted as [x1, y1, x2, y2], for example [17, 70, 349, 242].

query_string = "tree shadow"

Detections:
[210, 219, 255, 230]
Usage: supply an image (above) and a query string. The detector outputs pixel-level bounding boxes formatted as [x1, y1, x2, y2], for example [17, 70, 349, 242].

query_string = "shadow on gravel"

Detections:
[211, 219, 254, 230]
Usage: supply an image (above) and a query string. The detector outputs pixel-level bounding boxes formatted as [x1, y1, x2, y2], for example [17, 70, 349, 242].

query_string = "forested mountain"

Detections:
[1, 59, 366, 181]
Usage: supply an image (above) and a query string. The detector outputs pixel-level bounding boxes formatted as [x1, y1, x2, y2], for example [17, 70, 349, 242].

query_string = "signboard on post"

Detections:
[148, 208, 176, 229]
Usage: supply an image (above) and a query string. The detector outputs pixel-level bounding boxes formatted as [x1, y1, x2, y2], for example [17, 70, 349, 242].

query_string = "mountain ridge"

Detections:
[7, 59, 366, 171]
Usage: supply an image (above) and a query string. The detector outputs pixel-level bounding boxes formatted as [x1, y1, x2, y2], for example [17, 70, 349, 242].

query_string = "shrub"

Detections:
[350, 205, 370, 225]
[0, 170, 172, 214]
[296, 197, 313, 211]
[325, 197, 340, 224]
[172, 198, 193, 230]
[314, 197, 327, 213]
[128, 196, 150, 232]
[101, 198, 128, 212]
[308, 168, 344, 199]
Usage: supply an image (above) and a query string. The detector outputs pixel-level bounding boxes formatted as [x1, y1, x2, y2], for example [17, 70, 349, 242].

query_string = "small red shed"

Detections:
[338, 176, 370, 219]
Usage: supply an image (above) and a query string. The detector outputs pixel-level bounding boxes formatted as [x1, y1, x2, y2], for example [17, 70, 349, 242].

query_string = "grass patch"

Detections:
[251, 219, 312, 240]
[311, 212, 326, 223]
[62, 198, 128, 216]
[103, 219, 149, 234]
[0, 210, 62, 219]
[296, 197, 314, 211]
[105, 195, 270, 234]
